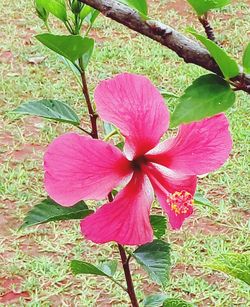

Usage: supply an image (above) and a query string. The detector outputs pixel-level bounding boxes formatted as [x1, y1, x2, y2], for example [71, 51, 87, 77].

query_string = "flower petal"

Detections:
[144, 163, 196, 229]
[147, 114, 232, 175]
[81, 174, 154, 246]
[44, 133, 131, 206]
[94, 73, 169, 158]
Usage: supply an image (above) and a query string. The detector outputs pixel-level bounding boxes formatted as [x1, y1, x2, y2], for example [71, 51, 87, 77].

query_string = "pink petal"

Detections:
[44, 133, 132, 206]
[144, 163, 196, 229]
[147, 114, 232, 175]
[94, 73, 169, 158]
[81, 174, 154, 246]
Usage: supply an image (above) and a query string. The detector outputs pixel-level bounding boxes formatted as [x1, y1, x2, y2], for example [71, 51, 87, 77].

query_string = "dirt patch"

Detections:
[0, 277, 30, 304]
[10, 143, 46, 162]
[185, 217, 231, 236]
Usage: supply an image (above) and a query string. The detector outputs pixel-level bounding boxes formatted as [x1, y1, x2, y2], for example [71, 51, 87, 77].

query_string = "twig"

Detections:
[198, 13, 216, 43]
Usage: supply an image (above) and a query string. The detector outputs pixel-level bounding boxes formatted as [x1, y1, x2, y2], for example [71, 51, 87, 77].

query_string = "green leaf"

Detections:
[36, 34, 94, 66]
[133, 240, 171, 286]
[80, 5, 99, 25]
[187, 0, 231, 16]
[14, 99, 80, 125]
[71, 260, 117, 277]
[194, 193, 213, 208]
[143, 293, 168, 307]
[21, 198, 93, 228]
[163, 298, 194, 307]
[188, 28, 239, 79]
[206, 253, 250, 285]
[243, 43, 250, 74]
[150, 215, 167, 239]
[37, 0, 67, 22]
[118, 0, 148, 16]
[170, 74, 235, 127]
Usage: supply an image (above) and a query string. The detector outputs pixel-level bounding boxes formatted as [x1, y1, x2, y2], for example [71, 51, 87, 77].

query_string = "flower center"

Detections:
[166, 191, 194, 215]
[130, 156, 147, 171]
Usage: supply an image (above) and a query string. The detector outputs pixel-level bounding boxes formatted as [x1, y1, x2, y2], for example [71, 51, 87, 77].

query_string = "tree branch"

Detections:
[79, 0, 250, 94]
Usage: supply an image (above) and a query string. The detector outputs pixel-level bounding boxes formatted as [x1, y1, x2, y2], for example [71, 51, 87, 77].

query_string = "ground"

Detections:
[0, 0, 250, 306]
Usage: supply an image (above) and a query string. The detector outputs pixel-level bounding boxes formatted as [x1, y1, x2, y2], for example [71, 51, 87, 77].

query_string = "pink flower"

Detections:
[44, 73, 232, 246]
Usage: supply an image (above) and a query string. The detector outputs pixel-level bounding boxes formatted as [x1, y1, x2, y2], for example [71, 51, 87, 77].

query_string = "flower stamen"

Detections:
[166, 191, 194, 216]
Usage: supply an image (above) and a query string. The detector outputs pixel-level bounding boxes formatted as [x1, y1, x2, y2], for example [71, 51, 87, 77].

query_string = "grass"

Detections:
[0, 0, 250, 306]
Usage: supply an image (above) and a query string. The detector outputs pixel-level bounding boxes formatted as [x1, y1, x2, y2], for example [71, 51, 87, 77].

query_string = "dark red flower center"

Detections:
[130, 156, 148, 171]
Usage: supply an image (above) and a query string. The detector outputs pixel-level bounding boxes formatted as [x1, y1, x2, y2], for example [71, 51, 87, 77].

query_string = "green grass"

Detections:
[0, 0, 250, 306]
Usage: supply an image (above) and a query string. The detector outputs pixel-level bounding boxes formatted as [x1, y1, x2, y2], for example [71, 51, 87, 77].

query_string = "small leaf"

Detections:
[243, 43, 250, 74]
[21, 198, 93, 228]
[14, 99, 80, 125]
[80, 5, 100, 25]
[37, 0, 67, 22]
[118, 0, 148, 16]
[188, 28, 239, 79]
[143, 293, 168, 307]
[150, 215, 167, 239]
[163, 298, 194, 307]
[36, 34, 94, 66]
[133, 240, 171, 286]
[194, 193, 213, 208]
[71, 260, 117, 277]
[97, 261, 118, 277]
[187, 0, 231, 16]
[206, 253, 250, 285]
[170, 74, 235, 127]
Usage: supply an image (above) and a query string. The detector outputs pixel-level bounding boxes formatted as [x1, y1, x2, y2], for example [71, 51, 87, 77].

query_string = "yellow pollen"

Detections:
[166, 191, 194, 216]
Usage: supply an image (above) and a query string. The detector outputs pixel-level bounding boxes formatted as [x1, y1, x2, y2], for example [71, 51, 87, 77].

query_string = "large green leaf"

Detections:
[37, 0, 67, 22]
[21, 198, 93, 228]
[143, 293, 168, 307]
[71, 260, 117, 277]
[133, 240, 171, 286]
[187, 0, 231, 16]
[206, 253, 250, 285]
[14, 99, 80, 125]
[188, 29, 239, 79]
[170, 74, 235, 127]
[150, 215, 167, 239]
[36, 34, 94, 66]
[243, 43, 250, 74]
[118, 0, 148, 16]
[163, 298, 194, 307]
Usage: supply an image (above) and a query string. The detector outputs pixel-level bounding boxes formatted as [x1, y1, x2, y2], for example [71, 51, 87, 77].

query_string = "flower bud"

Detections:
[34, 0, 49, 22]
[71, 0, 83, 14]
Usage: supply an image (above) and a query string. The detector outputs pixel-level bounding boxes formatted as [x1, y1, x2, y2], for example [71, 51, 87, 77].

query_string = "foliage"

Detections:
[21, 198, 93, 228]
[206, 253, 250, 285]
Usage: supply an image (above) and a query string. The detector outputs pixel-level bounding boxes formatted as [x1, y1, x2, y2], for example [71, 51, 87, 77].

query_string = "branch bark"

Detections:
[79, 0, 250, 94]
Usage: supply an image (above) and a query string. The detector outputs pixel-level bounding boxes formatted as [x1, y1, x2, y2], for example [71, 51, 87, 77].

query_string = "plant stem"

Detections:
[108, 193, 139, 307]
[118, 244, 139, 307]
[198, 13, 216, 43]
[79, 62, 98, 139]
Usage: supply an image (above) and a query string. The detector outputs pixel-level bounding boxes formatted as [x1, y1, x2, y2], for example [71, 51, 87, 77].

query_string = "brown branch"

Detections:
[79, 0, 250, 94]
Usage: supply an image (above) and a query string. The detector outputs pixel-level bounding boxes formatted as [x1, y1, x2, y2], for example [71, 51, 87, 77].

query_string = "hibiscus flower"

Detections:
[44, 73, 232, 246]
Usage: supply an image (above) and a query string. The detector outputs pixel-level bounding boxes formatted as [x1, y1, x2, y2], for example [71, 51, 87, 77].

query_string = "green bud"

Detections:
[34, 0, 49, 22]
[71, 0, 83, 14]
